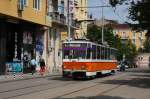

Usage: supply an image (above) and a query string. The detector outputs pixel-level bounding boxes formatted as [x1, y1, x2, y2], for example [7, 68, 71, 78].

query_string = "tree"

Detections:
[109, 0, 150, 35]
[87, 24, 137, 63]
[87, 24, 116, 47]
[142, 37, 150, 53]
[86, 25, 101, 44]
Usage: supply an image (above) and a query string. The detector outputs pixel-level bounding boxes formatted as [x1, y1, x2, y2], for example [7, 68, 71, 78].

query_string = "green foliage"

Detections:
[87, 25, 116, 47]
[87, 25, 137, 63]
[128, 1, 150, 32]
[86, 25, 101, 44]
[109, 0, 119, 7]
[124, 40, 137, 62]
[109, 0, 150, 35]
[109, 0, 126, 7]
[143, 37, 150, 53]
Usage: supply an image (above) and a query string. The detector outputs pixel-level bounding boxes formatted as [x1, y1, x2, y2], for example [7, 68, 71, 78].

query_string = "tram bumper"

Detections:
[63, 70, 96, 78]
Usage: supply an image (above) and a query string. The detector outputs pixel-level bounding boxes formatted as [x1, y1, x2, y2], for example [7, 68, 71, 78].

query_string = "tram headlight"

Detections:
[63, 65, 66, 69]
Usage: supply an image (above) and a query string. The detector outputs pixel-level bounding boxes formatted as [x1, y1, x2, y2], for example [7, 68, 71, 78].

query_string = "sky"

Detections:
[88, 0, 130, 23]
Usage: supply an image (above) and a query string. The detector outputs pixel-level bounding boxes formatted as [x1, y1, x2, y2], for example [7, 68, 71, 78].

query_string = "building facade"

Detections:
[113, 24, 146, 50]
[74, 0, 88, 39]
[45, 0, 88, 73]
[0, 0, 51, 74]
[90, 19, 146, 50]
[0, 0, 88, 75]
[134, 53, 150, 68]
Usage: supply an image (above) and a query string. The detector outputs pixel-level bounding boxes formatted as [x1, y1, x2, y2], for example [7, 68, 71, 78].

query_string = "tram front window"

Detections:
[63, 48, 86, 59]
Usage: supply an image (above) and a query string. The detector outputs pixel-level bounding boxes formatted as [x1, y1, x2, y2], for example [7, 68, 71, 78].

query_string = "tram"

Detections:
[62, 40, 117, 79]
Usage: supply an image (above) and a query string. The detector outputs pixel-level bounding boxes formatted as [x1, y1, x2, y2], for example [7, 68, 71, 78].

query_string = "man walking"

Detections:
[30, 57, 37, 75]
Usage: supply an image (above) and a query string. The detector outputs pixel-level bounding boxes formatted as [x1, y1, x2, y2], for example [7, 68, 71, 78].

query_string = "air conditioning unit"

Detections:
[18, 0, 25, 11]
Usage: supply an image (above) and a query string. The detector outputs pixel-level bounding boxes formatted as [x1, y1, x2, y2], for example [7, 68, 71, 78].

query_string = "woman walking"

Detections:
[39, 58, 45, 76]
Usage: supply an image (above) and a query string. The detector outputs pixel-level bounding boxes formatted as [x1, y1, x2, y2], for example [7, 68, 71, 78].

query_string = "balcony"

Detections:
[48, 12, 66, 25]
[71, 19, 80, 29]
[74, 0, 78, 6]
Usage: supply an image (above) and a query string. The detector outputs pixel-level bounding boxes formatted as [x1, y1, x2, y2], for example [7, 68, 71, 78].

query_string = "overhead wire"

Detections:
[100, 0, 129, 23]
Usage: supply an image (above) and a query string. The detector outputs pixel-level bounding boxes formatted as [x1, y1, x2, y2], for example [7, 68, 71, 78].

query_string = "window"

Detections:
[59, 0, 64, 14]
[92, 45, 96, 59]
[101, 47, 105, 60]
[133, 32, 136, 38]
[140, 39, 143, 46]
[63, 43, 87, 59]
[122, 32, 126, 38]
[24, 0, 28, 6]
[33, 0, 41, 10]
[132, 39, 136, 45]
[97, 46, 100, 59]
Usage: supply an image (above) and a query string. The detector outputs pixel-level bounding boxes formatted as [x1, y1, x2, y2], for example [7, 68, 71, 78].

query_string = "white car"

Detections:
[117, 64, 129, 70]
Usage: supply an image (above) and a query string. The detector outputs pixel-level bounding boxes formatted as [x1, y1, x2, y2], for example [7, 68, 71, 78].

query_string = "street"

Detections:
[0, 68, 150, 99]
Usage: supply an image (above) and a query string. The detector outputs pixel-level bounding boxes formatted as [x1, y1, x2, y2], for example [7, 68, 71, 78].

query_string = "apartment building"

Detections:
[45, 0, 88, 73]
[0, 0, 51, 74]
[113, 24, 146, 50]
[0, 0, 88, 75]
[74, 0, 88, 39]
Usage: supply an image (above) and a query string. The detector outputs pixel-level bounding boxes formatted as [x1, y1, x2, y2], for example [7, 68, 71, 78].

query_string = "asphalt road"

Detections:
[0, 68, 150, 99]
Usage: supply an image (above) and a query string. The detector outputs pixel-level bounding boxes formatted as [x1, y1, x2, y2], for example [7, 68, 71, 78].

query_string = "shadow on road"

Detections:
[47, 76, 88, 81]
[54, 95, 131, 99]
[100, 70, 150, 88]
[125, 68, 150, 73]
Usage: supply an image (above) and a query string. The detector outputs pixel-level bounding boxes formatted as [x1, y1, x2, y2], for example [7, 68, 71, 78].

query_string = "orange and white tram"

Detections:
[62, 40, 117, 79]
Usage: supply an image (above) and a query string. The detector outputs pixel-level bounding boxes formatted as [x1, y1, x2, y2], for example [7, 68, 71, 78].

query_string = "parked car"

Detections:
[117, 61, 129, 71]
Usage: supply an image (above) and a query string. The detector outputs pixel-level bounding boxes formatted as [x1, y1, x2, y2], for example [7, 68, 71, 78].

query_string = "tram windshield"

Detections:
[62, 42, 117, 60]
[63, 43, 87, 59]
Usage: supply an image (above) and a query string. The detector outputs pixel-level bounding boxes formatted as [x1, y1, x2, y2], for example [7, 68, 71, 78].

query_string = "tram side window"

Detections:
[86, 47, 91, 59]
[110, 49, 116, 60]
[104, 47, 107, 59]
[97, 46, 100, 59]
[108, 48, 111, 60]
[92, 45, 96, 59]
[110, 49, 112, 60]
[101, 47, 105, 60]
[78, 50, 86, 59]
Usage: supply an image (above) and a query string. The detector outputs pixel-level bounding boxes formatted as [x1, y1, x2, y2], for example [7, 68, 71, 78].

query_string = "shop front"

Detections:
[0, 19, 45, 75]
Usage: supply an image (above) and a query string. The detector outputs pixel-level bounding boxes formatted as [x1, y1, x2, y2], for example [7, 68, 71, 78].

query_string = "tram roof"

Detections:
[63, 40, 117, 50]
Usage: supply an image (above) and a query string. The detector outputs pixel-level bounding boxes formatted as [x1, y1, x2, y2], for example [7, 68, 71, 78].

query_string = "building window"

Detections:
[140, 32, 143, 38]
[133, 32, 136, 38]
[140, 39, 143, 46]
[24, 0, 28, 6]
[33, 0, 41, 10]
[132, 39, 136, 45]
[122, 32, 126, 38]
[59, 0, 64, 14]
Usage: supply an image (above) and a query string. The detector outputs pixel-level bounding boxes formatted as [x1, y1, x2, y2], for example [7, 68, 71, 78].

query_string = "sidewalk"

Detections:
[0, 72, 61, 83]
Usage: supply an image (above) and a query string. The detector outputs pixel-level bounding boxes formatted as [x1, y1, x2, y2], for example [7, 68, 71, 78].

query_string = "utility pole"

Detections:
[67, 0, 71, 41]
[101, 6, 104, 44]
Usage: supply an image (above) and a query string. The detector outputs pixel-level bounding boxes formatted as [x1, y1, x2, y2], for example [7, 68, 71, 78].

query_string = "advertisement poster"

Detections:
[6, 62, 23, 73]
[36, 34, 44, 55]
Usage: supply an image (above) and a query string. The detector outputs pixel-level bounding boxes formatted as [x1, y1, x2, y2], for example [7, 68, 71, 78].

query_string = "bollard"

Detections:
[21, 73, 24, 78]
[13, 72, 16, 79]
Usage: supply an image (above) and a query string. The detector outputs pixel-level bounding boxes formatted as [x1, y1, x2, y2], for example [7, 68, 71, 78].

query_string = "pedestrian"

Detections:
[30, 57, 37, 75]
[120, 61, 125, 71]
[39, 58, 46, 76]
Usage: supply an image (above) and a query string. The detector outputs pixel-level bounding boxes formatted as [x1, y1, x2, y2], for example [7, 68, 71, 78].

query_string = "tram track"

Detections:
[1, 72, 128, 99]
[54, 73, 128, 99]
[1, 77, 82, 99]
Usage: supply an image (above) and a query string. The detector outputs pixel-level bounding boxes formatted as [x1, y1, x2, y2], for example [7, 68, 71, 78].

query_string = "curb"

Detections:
[0, 74, 61, 84]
